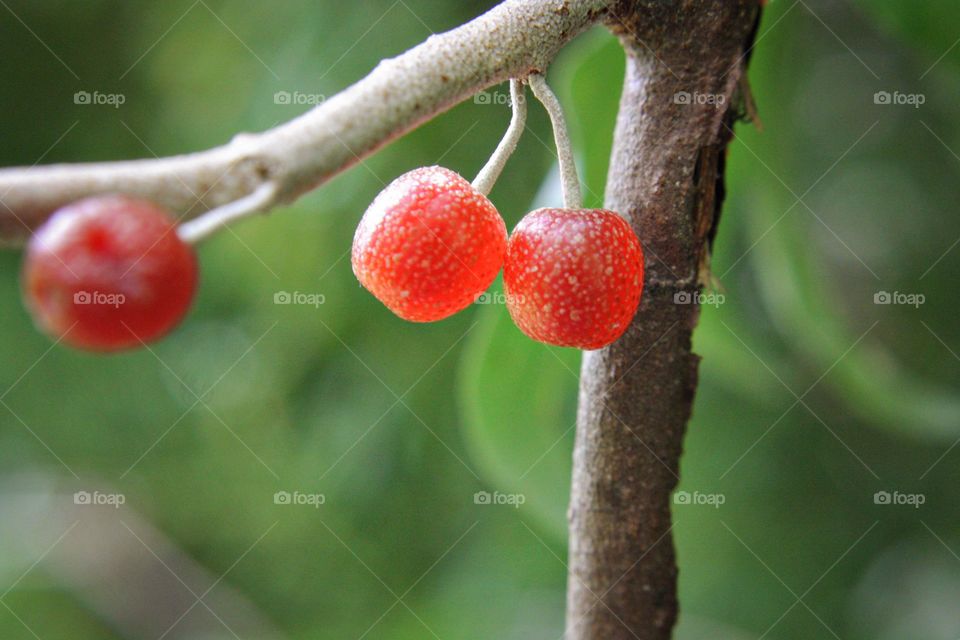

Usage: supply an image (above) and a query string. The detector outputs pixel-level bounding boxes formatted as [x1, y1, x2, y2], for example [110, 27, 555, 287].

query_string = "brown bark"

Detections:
[565, 2, 762, 639]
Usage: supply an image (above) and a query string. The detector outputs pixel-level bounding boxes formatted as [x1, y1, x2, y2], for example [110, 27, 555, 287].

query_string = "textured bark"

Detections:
[566, 3, 762, 639]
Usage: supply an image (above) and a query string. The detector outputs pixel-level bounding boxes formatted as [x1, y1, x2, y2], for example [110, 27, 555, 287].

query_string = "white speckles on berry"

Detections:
[503, 207, 644, 350]
[352, 166, 507, 322]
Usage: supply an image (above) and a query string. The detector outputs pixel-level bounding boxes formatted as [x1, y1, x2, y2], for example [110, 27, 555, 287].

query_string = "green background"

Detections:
[0, 1, 958, 638]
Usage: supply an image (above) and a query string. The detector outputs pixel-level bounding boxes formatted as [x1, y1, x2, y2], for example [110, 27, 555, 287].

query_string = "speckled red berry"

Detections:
[503, 208, 644, 350]
[22, 195, 198, 352]
[352, 166, 507, 322]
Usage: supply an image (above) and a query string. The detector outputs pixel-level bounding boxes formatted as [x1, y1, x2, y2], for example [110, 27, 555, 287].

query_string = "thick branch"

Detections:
[566, 2, 761, 639]
[0, 0, 611, 243]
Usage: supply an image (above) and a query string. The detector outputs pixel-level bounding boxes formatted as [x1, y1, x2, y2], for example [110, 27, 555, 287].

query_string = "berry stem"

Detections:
[177, 182, 279, 243]
[528, 73, 582, 210]
[472, 78, 527, 196]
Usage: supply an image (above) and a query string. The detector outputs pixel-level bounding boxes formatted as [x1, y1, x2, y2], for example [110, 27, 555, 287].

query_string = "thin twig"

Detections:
[528, 73, 582, 209]
[472, 79, 527, 196]
[0, 0, 610, 244]
[177, 182, 278, 243]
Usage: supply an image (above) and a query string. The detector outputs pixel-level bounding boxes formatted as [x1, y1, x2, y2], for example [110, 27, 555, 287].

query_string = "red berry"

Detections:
[22, 195, 198, 352]
[352, 166, 507, 322]
[503, 208, 644, 350]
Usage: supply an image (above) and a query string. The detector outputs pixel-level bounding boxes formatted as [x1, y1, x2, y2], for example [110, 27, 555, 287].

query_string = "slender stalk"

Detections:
[176, 182, 278, 243]
[528, 73, 582, 209]
[472, 79, 527, 196]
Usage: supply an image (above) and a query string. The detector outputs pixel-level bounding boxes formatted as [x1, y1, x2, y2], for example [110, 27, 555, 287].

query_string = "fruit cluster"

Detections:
[352, 166, 644, 350]
[19, 157, 645, 353]
[18, 168, 643, 353]
[20, 71, 643, 355]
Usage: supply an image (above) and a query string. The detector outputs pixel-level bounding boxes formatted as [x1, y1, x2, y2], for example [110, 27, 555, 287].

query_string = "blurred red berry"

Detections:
[503, 207, 644, 350]
[22, 195, 198, 352]
[352, 166, 507, 322]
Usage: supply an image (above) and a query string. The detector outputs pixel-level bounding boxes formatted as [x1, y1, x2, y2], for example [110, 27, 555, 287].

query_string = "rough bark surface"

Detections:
[566, 3, 762, 639]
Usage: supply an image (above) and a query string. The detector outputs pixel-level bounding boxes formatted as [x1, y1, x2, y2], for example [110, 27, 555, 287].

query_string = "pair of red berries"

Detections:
[351, 166, 645, 350]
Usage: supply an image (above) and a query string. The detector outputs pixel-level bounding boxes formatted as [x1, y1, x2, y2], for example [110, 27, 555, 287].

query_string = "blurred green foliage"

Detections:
[0, 1, 958, 638]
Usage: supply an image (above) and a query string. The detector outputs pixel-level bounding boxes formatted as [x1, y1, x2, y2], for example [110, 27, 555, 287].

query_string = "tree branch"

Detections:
[2, 2, 766, 638]
[0, 0, 611, 243]
[565, 3, 762, 639]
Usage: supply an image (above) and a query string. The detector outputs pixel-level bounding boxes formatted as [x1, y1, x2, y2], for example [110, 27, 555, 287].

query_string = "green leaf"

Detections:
[457, 287, 579, 543]
[453, 30, 624, 545]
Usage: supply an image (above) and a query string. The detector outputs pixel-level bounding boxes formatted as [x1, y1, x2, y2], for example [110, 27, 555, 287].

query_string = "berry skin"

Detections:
[352, 166, 507, 322]
[503, 208, 644, 350]
[22, 195, 198, 352]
